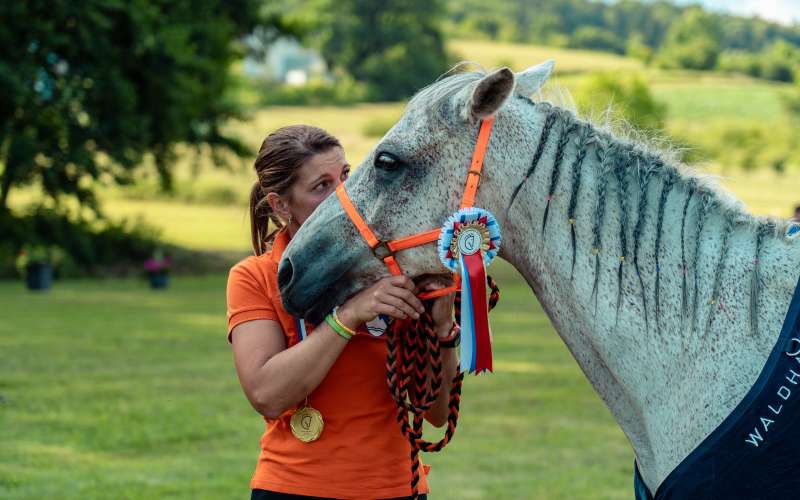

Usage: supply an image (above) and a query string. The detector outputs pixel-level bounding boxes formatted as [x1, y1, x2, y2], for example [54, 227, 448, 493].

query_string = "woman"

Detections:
[226, 125, 460, 500]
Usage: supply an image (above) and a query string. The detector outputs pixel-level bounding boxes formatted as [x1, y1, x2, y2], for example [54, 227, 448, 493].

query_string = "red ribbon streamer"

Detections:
[464, 251, 492, 372]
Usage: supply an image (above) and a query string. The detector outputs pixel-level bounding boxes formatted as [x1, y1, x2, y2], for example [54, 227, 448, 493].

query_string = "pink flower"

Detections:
[143, 257, 171, 272]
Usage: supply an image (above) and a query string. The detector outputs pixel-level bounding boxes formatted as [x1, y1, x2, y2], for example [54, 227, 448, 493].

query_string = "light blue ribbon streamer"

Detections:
[458, 254, 477, 373]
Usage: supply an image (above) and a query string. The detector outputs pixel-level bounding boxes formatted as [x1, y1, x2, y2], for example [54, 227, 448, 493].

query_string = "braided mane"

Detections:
[409, 70, 789, 336]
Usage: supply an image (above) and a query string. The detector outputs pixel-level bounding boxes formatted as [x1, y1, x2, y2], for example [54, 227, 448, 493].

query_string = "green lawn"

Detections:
[102, 199, 253, 253]
[0, 261, 631, 499]
[651, 73, 790, 122]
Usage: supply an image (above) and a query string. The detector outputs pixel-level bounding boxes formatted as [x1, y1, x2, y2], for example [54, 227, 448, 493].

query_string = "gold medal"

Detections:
[290, 404, 324, 443]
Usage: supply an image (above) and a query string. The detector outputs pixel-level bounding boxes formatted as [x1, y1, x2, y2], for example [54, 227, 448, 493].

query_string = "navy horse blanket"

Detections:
[634, 275, 800, 499]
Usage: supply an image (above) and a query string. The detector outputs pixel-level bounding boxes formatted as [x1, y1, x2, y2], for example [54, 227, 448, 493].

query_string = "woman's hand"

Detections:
[337, 275, 426, 329]
[422, 283, 455, 338]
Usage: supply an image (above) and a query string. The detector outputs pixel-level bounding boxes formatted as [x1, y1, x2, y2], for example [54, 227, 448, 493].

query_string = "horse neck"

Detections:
[493, 100, 800, 488]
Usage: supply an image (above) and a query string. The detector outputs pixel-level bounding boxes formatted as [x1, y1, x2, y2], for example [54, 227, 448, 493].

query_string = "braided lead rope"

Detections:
[386, 275, 500, 499]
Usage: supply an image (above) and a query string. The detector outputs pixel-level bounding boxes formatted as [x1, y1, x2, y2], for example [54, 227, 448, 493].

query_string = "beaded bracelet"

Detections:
[325, 313, 353, 341]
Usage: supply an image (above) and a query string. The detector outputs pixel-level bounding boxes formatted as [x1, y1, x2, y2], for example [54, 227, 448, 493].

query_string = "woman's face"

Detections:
[286, 146, 350, 229]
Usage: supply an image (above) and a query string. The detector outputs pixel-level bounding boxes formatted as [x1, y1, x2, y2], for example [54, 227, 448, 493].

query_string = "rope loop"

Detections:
[387, 275, 500, 499]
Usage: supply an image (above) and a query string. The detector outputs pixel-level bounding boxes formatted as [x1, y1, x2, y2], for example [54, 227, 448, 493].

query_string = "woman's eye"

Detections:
[374, 152, 402, 171]
[314, 181, 329, 192]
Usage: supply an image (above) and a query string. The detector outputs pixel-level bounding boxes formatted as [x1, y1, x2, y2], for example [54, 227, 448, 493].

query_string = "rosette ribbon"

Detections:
[438, 207, 501, 374]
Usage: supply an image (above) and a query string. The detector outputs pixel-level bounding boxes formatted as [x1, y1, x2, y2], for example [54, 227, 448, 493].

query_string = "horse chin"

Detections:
[413, 273, 456, 292]
[280, 277, 347, 325]
[302, 284, 346, 325]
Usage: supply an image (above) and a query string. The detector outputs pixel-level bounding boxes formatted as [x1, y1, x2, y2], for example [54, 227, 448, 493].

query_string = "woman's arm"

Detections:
[231, 318, 348, 419]
[231, 275, 425, 419]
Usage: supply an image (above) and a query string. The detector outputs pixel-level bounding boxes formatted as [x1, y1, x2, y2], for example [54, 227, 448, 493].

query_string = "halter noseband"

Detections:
[336, 116, 495, 300]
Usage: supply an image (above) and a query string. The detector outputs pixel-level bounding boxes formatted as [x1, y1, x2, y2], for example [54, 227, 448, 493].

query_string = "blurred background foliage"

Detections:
[0, 0, 263, 276]
[2, 0, 800, 278]
[280, 0, 451, 101]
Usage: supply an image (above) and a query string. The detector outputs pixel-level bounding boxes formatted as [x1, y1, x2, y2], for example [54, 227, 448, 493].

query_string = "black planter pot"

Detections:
[26, 262, 53, 291]
[148, 270, 170, 289]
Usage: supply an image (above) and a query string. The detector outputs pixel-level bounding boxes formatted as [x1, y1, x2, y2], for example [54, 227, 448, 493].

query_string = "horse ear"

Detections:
[515, 60, 555, 97]
[465, 67, 515, 121]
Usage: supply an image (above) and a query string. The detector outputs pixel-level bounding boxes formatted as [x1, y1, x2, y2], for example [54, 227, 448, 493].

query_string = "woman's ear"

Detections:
[266, 192, 291, 222]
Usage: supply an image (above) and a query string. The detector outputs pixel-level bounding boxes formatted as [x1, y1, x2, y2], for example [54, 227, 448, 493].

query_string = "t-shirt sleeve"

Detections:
[226, 258, 278, 343]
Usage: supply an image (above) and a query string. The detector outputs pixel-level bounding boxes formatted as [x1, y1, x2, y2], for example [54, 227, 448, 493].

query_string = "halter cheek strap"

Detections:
[336, 116, 495, 300]
[460, 115, 495, 209]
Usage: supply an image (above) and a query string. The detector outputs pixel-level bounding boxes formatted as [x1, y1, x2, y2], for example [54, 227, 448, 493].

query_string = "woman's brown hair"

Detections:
[250, 125, 342, 256]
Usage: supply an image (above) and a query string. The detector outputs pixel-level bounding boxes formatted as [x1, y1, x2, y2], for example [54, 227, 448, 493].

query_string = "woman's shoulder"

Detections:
[227, 253, 275, 290]
[226, 253, 284, 341]
[231, 252, 268, 269]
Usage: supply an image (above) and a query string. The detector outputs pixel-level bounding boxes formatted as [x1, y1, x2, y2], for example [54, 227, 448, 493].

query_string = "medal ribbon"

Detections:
[458, 252, 493, 374]
[295, 317, 308, 342]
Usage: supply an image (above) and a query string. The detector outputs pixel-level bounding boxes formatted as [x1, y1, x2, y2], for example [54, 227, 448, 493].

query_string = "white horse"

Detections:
[277, 61, 800, 496]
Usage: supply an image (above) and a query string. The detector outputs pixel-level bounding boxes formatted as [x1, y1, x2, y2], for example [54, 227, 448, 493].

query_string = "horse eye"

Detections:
[375, 152, 402, 171]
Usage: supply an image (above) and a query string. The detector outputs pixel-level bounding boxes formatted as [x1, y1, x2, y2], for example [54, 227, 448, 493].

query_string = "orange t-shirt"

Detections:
[226, 229, 430, 499]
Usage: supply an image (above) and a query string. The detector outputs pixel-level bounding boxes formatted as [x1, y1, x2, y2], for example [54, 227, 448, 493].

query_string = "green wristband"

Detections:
[325, 313, 353, 340]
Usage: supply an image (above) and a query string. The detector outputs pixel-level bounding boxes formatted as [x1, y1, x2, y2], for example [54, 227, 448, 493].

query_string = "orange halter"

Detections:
[336, 117, 495, 300]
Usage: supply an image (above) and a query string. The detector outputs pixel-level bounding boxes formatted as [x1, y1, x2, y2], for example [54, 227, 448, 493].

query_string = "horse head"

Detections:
[277, 61, 554, 323]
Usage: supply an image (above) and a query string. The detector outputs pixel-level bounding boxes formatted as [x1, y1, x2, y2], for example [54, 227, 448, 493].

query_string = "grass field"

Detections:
[449, 39, 644, 74]
[0, 261, 631, 499]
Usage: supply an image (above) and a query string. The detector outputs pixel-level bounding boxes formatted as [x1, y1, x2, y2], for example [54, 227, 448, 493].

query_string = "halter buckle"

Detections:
[373, 240, 395, 261]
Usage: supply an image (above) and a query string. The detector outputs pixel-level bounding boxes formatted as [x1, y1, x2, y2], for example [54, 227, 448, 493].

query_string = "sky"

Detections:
[676, 0, 800, 25]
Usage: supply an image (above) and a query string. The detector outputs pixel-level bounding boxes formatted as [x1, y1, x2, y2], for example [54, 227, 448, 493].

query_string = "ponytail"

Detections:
[249, 181, 282, 256]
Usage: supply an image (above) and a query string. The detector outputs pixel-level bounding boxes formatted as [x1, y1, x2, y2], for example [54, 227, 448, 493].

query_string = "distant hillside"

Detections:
[448, 39, 644, 74]
[446, 0, 800, 54]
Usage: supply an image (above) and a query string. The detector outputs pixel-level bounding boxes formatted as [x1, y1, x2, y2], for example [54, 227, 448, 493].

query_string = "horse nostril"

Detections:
[278, 257, 294, 289]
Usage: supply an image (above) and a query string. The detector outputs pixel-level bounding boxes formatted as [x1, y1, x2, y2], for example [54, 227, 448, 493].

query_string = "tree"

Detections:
[626, 34, 654, 64]
[657, 7, 722, 70]
[569, 26, 625, 54]
[293, 0, 450, 101]
[760, 40, 799, 83]
[0, 1, 259, 215]
[441, 0, 800, 59]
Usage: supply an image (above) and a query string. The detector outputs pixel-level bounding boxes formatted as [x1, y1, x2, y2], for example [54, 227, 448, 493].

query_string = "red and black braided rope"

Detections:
[386, 275, 500, 499]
